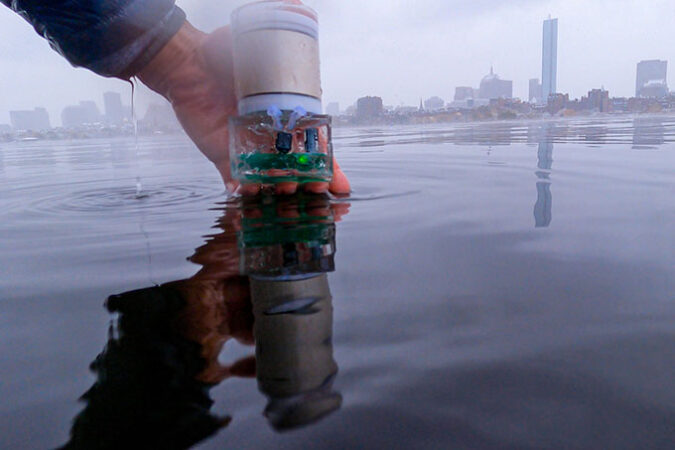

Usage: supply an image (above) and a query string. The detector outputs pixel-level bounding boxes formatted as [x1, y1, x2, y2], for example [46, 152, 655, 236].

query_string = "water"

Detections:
[0, 117, 673, 449]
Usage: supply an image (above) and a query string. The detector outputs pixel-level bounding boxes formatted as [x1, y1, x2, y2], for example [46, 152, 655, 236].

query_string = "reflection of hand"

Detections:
[168, 276, 255, 385]
[173, 208, 253, 385]
[259, 197, 351, 222]
[138, 16, 351, 196]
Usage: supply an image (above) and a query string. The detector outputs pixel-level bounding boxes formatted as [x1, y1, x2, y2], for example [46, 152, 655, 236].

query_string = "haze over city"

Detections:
[1, 0, 674, 125]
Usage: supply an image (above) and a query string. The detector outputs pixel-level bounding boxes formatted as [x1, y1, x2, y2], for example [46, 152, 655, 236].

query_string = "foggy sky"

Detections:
[1, 0, 673, 126]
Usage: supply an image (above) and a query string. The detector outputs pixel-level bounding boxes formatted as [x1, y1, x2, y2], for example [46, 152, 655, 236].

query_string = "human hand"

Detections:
[138, 17, 350, 196]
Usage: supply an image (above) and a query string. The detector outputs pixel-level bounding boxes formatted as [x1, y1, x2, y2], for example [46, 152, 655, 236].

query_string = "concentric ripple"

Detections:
[6, 179, 226, 218]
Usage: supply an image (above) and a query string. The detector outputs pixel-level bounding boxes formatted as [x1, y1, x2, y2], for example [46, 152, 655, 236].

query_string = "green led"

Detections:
[297, 154, 310, 165]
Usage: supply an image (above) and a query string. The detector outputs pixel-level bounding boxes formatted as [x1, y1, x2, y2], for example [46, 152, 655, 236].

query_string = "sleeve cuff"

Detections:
[92, 6, 187, 79]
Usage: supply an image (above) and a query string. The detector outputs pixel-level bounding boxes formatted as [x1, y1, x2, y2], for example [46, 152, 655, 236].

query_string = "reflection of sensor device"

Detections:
[238, 194, 335, 279]
[229, 1, 333, 185]
[238, 194, 341, 430]
[251, 275, 341, 431]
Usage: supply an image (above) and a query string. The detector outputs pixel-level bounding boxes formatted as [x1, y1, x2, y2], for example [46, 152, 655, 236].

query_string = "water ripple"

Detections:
[8, 180, 225, 217]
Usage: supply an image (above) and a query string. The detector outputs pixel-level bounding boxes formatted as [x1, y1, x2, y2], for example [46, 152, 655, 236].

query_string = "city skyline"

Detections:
[1, 0, 675, 124]
[3, 63, 673, 132]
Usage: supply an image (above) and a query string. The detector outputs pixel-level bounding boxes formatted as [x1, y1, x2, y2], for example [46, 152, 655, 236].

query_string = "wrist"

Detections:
[138, 21, 206, 99]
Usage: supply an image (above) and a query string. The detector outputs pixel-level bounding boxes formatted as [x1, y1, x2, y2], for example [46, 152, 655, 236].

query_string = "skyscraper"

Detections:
[541, 17, 558, 104]
[103, 91, 125, 125]
[635, 60, 668, 98]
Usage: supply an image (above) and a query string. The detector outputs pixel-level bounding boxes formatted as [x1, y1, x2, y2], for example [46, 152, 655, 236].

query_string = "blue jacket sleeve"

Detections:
[1, 0, 186, 79]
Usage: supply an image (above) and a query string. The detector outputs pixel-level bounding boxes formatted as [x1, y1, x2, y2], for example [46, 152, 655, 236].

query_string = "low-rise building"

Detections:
[9, 107, 51, 131]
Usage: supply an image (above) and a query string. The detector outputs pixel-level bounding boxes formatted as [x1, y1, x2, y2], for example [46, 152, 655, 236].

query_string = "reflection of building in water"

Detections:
[62, 194, 344, 448]
[534, 140, 553, 228]
[453, 123, 515, 147]
[632, 117, 665, 148]
[529, 124, 554, 228]
[580, 124, 609, 144]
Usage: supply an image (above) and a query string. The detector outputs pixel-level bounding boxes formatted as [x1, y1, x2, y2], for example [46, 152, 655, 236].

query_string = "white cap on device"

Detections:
[231, 1, 323, 115]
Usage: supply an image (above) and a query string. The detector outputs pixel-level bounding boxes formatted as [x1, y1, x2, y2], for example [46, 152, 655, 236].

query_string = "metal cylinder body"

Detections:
[231, 1, 322, 115]
[234, 29, 321, 100]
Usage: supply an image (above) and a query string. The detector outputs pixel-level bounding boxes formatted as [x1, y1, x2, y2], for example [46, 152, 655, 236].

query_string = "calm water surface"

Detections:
[1, 117, 673, 449]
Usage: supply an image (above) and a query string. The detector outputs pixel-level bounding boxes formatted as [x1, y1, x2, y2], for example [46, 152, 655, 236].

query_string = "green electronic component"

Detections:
[229, 112, 334, 185]
[235, 153, 331, 183]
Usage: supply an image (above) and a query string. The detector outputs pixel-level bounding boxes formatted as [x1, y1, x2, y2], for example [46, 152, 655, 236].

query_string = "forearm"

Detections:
[137, 21, 206, 100]
[1, 0, 185, 79]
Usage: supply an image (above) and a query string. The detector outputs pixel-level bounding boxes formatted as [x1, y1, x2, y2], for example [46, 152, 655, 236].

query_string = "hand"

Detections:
[138, 19, 350, 196]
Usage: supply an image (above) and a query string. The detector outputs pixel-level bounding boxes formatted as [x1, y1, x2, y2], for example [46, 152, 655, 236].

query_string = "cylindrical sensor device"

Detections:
[229, 1, 334, 185]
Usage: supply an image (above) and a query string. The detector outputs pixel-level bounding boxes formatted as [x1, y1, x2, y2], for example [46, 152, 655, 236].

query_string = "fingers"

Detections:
[328, 158, 351, 195]
[237, 183, 261, 196]
[231, 158, 350, 196]
[275, 181, 299, 195]
[235, 182, 298, 196]
[304, 182, 329, 193]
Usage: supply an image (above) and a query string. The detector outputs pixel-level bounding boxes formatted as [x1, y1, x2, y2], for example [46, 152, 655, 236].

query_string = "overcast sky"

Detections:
[0, 0, 673, 125]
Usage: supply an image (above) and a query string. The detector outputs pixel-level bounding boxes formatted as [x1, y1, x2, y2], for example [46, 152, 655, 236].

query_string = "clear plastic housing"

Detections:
[230, 111, 333, 184]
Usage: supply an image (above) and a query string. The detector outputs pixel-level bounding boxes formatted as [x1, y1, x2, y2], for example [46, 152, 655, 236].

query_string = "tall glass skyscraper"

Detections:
[635, 60, 668, 98]
[541, 17, 558, 104]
